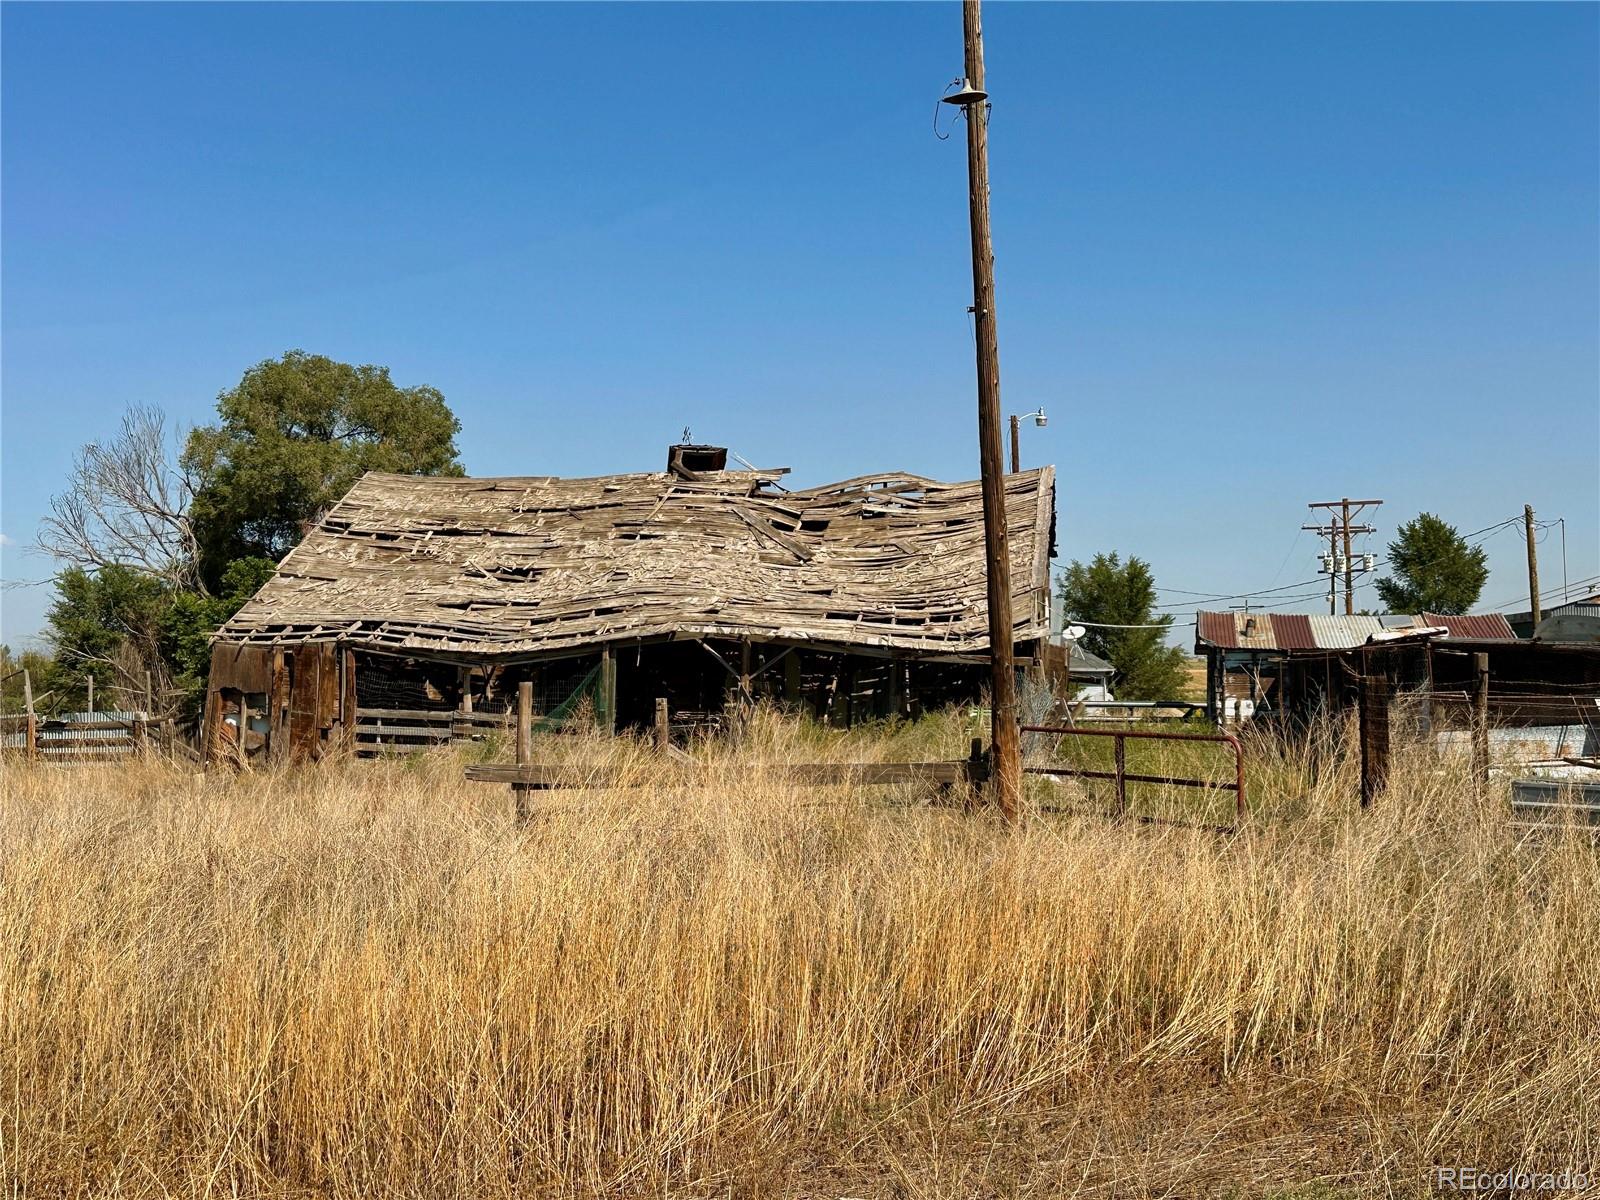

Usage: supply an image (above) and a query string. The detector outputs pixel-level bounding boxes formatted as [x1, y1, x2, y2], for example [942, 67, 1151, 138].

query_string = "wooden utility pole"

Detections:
[955, 0, 1020, 821]
[1009, 413, 1021, 474]
[1524, 504, 1541, 631]
[1305, 498, 1382, 615]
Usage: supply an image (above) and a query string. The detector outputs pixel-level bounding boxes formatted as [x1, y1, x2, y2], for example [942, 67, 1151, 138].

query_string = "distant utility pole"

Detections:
[945, 0, 1020, 822]
[1524, 504, 1541, 629]
[1304, 498, 1383, 615]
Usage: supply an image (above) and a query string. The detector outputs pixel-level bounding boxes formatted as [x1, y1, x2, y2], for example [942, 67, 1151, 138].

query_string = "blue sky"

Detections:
[3, 1, 1596, 646]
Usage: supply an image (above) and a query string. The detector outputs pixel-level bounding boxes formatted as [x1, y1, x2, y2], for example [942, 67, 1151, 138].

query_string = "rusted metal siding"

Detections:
[1271, 614, 1317, 650]
[1424, 613, 1517, 640]
[1196, 610, 1516, 652]
[1197, 611, 1236, 648]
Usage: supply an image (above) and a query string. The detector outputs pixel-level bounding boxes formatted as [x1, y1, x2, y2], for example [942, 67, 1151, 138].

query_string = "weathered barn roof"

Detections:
[218, 466, 1056, 660]
[1195, 610, 1516, 653]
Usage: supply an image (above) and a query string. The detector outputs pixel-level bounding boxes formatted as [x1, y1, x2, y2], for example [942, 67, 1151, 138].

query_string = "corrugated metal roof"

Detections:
[1195, 611, 1516, 652]
[1307, 614, 1387, 649]
[1424, 613, 1518, 640]
[1197, 611, 1235, 648]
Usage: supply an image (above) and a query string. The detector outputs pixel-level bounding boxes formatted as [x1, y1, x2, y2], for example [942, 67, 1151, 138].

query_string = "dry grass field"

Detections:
[4, 712, 1597, 1198]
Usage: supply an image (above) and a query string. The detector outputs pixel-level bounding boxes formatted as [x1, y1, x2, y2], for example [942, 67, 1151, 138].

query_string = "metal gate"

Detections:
[1021, 724, 1247, 829]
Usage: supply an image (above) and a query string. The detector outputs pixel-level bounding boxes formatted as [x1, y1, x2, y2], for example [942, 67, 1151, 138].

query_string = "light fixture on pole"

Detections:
[1007, 407, 1047, 473]
[941, 77, 989, 107]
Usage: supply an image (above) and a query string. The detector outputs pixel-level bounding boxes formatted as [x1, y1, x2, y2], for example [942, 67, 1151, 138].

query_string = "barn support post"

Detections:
[1473, 652, 1491, 785]
[599, 646, 617, 735]
[514, 680, 533, 822]
[341, 647, 358, 751]
[269, 649, 290, 765]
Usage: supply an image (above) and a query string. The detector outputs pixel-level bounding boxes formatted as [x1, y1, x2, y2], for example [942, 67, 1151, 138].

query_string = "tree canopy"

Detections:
[33, 352, 463, 716]
[1374, 513, 1489, 615]
[42, 565, 170, 712]
[1057, 553, 1190, 700]
[183, 351, 464, 588]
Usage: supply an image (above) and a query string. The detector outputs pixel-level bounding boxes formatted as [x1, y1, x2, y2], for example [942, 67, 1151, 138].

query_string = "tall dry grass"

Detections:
[3, 712, 1597, 1197]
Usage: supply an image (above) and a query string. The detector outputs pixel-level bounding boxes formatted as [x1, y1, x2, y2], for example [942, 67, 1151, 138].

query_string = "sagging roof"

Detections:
[1195, 610, 1517, 653]
[218, 466, 1056, 660]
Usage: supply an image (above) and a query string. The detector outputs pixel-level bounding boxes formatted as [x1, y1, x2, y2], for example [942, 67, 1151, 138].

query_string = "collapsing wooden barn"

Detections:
[203, 445, 1056, 762]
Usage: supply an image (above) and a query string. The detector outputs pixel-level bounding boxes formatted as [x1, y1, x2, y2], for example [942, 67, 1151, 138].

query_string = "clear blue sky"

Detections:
[3, 2, 1596, 647]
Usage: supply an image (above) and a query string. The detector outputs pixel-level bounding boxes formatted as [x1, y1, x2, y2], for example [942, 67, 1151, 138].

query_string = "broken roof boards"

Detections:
[218, 465, 1057, 662]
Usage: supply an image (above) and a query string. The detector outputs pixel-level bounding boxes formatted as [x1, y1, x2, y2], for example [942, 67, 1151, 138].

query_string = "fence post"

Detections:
[1473, 652, 1491, 784]
[1359, 664, 1390, 808]
[654, 697, 669, 749]
[1113, 734, 1127, 818]
[514, 680, 533, 822]
[22, 669, 37, 761]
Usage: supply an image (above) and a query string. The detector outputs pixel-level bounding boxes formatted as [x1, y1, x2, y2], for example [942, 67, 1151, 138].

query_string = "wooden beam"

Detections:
[514, 680, 533, 822]
[467, 759, 977, 788]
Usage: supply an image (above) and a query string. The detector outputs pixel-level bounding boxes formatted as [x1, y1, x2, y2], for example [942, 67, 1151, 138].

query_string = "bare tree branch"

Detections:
[36, 405, 205, 595]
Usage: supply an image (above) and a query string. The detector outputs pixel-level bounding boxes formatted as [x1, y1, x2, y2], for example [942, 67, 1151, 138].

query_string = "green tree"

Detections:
[158, 556, 278, 717]
[1, 644, 55, 715]
[1374, 513, 1489, 615]
[183, 351, 463, 588]
[42, 565, 170, 711]
[1057, 553, 1189, 700]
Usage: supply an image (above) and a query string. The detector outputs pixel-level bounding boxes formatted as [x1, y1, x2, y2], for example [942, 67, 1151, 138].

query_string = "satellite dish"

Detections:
[1063, 624, 1087, 643]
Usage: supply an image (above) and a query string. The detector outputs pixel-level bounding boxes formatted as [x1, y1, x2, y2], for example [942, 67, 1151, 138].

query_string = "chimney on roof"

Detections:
[667, 443, 728, 480]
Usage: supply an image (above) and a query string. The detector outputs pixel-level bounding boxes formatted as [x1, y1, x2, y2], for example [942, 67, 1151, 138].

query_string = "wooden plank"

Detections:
[342, 647, 358, 748]
[466, 760, 974, 787]
[269, 648, 290, 765]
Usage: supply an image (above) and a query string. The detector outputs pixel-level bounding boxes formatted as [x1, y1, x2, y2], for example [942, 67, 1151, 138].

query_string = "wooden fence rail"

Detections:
[354, 707, 511, 757]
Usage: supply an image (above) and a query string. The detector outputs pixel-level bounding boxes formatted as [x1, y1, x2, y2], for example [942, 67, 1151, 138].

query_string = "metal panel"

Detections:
[1270, 614, 1317, 650]
[1196, 611, 1237, 649]
[1425, 613, 1517, 640]
[1307, 614, 1386, 649]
